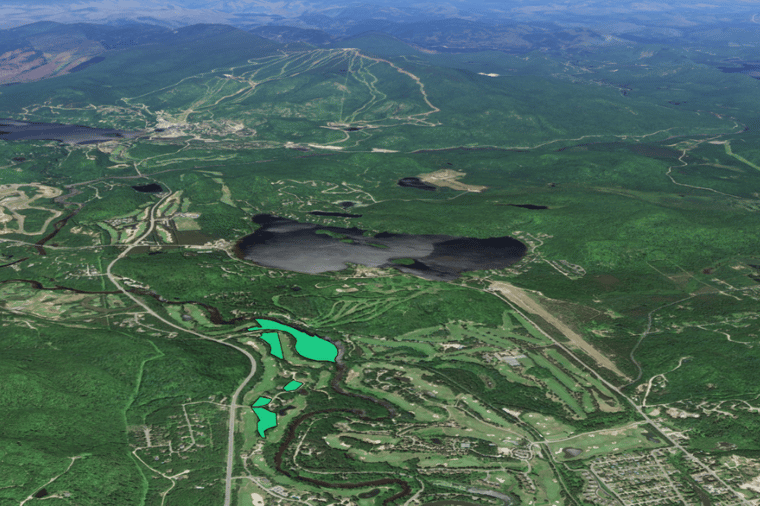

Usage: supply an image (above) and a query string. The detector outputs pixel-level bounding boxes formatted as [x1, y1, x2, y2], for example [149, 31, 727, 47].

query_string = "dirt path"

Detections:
[0, 184, 63, 236]
[354, 50, 440, 124]
[19, 456, 81, 506]
[665, 148, 742, 198]
[488, 281, 631, 381]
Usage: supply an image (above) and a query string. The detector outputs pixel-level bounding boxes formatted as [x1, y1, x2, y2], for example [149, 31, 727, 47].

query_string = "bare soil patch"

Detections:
[417, 169, 488, 192]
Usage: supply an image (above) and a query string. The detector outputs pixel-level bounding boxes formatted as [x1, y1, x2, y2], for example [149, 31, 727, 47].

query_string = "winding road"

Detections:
[103, 188, 257, 506]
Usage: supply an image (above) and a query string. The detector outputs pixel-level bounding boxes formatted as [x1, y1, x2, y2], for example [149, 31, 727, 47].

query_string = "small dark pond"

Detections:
[339, 201, 355, 208]
[132, 183, 164, 193]
[0, 118, 141, 145]
[509, 204, 547, 210]
[357, 489, 381, 499]
[278, 405, 297, 416]
[235, 214, 526, 281]
[397, 177, 436, 191]
[718, 63, 760, 79]
[309, 211, 362, 218]
[34, 489, 48, 499]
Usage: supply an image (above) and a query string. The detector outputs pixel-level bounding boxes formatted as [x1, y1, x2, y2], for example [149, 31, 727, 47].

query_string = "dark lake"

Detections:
[0, 118, 141, 145]
[132, 183, 164, 193]
[398, 177, 436, 191]
[235, 214, 526, 281]
[357, 489, 380, 499]
[508, 204, 547, 210]
[718, 63, 760, 79]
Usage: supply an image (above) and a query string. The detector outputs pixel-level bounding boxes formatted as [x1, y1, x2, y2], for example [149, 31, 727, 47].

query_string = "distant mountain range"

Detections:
[252, 20, 606, 53]
[4, 0, 760, 30]
[0, 23, 282, 85]
[2, 4, 759, 86]
[0, 19, 607, 85]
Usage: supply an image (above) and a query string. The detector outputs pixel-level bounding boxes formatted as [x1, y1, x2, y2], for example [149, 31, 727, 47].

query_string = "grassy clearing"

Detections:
[455, 393, 518, 429]
[581, 392, 596, 413]
[542, 378, 585, 419]
[353, 336, 438, 356]
[546, 423, 663, 461]
[174, 216, 201, 231]
[95, 222, 119, 244]
[529, 352, 581, 393]
[544, 348, 619, 402]
[494, 362, 536, 387]
[446, 407, 529, 443]
[530, 459, 564, 506]
[418, 455, 486, 468]
[521, 413, 578, 440]
[509, 312, 553, 345]
[156, 224, 173, 243]
[235, 478, 267, 506]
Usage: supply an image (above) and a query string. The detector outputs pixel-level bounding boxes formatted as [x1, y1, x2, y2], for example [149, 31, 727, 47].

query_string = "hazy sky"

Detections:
[2, 0, 759, 29]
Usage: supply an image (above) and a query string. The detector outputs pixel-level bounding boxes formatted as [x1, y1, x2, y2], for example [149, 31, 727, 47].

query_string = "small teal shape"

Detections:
[257, 331, 284, 359]
[252, 396, 271, 407]
[252, 407, 277, 438]
[284, 380, 303, 392]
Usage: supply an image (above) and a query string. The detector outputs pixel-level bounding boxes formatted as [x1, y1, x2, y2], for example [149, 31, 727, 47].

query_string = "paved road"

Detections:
[104, 189, 257, 506]
[222, 349, 257, 506]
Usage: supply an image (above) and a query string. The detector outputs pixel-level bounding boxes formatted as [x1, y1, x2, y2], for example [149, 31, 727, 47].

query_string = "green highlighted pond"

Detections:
[258, 332, 283, 359]
[250, 319, 338, 362]
[252, 407, 277, 438]
[284, 380, 303, 391]
[252, 396, 271, 407]
[248, 320, 337, 439]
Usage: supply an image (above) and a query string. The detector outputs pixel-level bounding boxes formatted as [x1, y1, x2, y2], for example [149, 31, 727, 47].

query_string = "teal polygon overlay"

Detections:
[253, 319, 337, 362]
[252, 396, 271, 407]
[257, 331, 284, 359]
[252, 407, 276, 438]
[284, 380, 303, 391]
